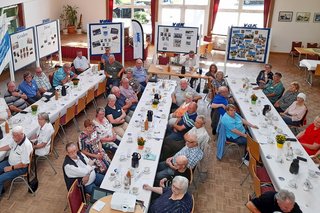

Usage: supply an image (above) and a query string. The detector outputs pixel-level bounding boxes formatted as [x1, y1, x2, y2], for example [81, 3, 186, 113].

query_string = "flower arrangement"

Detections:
[137, 137, 146, 148]
[276, 134, 286, 148]
[251, 93, 258, 104]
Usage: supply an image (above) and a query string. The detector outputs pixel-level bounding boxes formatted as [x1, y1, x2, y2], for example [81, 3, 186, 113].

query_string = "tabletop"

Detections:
[295, 47, 320, 56]
[228, 77, 320, 213]
[100, 80, 176, 212]
[299, 59, 320, 70]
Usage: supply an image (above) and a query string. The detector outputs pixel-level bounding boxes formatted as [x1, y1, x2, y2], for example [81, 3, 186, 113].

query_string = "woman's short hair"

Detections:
[125, 68, 133, 74]
[215, 71, 224, 78]
[185, 92, 193, 99]
[23, 71, 32, 80]
[291, 81, 300, 91]
[107, 94, 117, 103]
[96, 107, 105, 116]
[209, 64, 217, 72]
[84, 119, 93, 128]
[172, 176, 189, 194]
[196, 115, 206, 125]
[38, 112, 50, 123]
[225, 104, 236, 111]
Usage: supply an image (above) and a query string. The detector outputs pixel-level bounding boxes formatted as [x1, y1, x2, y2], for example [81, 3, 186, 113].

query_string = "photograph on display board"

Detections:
[157, 25, 198, 54]
[10, 27, 37, 71]
[89, 23, 122, 56]
[36, 20, 59, 58]
[227, 27, 270, 63]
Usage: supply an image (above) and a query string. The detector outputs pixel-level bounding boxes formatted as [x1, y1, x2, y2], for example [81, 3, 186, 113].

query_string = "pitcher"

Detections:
[131, 152, 141, 168]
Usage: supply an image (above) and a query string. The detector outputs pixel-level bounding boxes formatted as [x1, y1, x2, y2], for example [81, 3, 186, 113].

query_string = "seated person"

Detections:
[180, 50, 199, 88]
[62, 142, 104, 195]
[31, 112, 54, 156]
[52, 63, 78, 87]
[100, 46, 111, 67]
[18, 71, 41, 104]
[156, 133, 203, 180]
[104, 54, 125, 91]
[221, 104, 258, 146]
[168, 92, 193, 126]
[297, 115, 320, 156]
[158, 156, 191, 188]
[280, 93, 307, 126]
[143, 176, 193, 213]
[165, 102, 197, 142]
[4, 81, 28, 115]
[105, 94, 128, 138]
[0, 126, 33, 197]
[256, 63, 273, 87]
[73, 51, 90, 74]
[33, 67, 53, 94]
[93, 107, 120, 154]
[111, 86, 134, 122]
[79, 119, 111, 174]
[119, 77, 138, 111]
[0, 97, 11, 123]
[212, 71, 227, 94]
[187, 115, 210, 149]
[205, 63, 218, 81]
[211, 86, 229, 116]
[261, 72, 284, 104]
[132, 58, 148, 88]
[125, 68, 143, 96]
[171, 78, 201, 110]
[274, 82, 300, 112]
[246, 189, 302, 213]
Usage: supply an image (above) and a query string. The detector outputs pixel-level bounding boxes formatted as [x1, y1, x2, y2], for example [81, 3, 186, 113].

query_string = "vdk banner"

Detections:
[132, 19, 144, 59]
[0, 13, 10, 75]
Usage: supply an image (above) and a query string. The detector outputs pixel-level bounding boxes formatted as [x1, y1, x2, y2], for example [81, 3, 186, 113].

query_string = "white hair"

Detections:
[12, 126, 24, 134]
[172, 176, 189, 194]
[275, 189, 295, 204]
[180, 78, 188, 84]
[107, 94, 117, 102]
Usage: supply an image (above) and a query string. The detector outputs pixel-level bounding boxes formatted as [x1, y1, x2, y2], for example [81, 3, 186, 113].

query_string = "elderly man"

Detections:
[211, 86, 229, 135]
[104, 54, 125, 91]
[143, 176, 193, 213]
[73, 51, 90, 74]
[62, 142, 104, 195]
[132, 59, 148, 87]
[297, 115, 320, 156]
[156, 133, 203, 180]
[33, 67, 53, 94]
[52, 63, 78, 87]
[111, 86, 134, 115]
[4, 81, 28, 114]
[0, 98, 11, 123]
[120, 78, 138, 111]
[171, 78, 201, 111]
[0, 126, 33, 196]
[246, 190, 302, 213]
[18, 71, 41, 104]
[261, 72, 284, 104]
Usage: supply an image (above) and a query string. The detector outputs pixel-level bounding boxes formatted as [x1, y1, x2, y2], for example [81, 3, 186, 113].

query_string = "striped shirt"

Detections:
[173, 146, 203, 169]
[177, 112, 197, 134]
[4, 90, 28, 112]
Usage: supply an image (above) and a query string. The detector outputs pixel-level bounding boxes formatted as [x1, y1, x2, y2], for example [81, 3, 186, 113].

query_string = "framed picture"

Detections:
[314, 12, 320, 23]
[278, 11, 293, 22]
[296, 12, 311, 22]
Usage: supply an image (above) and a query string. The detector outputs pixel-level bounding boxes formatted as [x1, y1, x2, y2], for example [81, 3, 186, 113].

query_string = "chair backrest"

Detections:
[49, 72, 54, 87]
[199, 44, 207, 55]
[76, 95, 86, 115]
[247, 135, 260, 163]
[248, 148, 257, 179]
[246, 194, 253, 213]
[315, 64, 320, 76]
[252, 162, 262, 197]
[53, 116, 60, 138]
[307, 42, 318, 48]
[189, 167, 193, 186]
[95, 79, 107, 97]
[61, 104, 76, 125]
[86, 87, 95, 105]
[67, 180, 84, 213]
[207, 42, 214, 53]
[300, 108, 308, 126]
[291, 41, 302, 51]
[191, 194, 195, 213]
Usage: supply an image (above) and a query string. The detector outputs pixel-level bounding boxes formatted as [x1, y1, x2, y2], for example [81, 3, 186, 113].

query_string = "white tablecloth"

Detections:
[0, 68, 105, 161]
[100, 80, 176, 212]
[299, 59, 320, 70]
[228, 77, 320, 213]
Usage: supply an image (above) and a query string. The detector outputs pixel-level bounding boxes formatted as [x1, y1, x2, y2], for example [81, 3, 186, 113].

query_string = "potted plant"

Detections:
[276, 134, 286, 148]
[152, 99, 159, 109]
[137, 137, 146, 150]
[59, 10, 68, 34]
[251, 93, 258, 104]
[61, 4, 78, 34]
[77, 14, 82, 34]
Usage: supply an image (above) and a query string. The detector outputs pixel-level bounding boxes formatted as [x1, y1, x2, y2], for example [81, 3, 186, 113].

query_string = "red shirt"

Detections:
[298, 123, 320, 155]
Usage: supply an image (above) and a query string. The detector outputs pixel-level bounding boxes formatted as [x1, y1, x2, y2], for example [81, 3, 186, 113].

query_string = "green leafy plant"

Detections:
[60, 5, 78, 27]
[137, 137, 146, 146]
[77, 14, 82, 29]
[276, 134, 286, 144]
[251, 94, 258, 101]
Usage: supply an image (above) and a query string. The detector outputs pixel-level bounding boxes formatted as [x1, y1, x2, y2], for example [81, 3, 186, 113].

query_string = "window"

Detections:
[213, 0, 264, 35]
[0, 5, 20, 34]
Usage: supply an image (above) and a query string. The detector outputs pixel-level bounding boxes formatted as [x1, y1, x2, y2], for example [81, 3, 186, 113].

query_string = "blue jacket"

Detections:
[216, 120, 226, 160]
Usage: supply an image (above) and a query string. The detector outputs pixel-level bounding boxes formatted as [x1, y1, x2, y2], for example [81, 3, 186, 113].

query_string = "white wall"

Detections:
[271, 0, 320, 53]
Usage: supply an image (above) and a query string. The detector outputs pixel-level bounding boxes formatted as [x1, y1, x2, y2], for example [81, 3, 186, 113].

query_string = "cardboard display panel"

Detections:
[36, 20, 59, 58]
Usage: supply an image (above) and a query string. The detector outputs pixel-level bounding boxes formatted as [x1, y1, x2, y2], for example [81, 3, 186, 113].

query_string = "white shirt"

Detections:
[188, 126, 210, 150]
[64, 153, 96, 186]
[35, 122, 54, 156]
[73, 56, 89, 70]
[93, 118, 113, 138]
[0, 98, 9, 121]
[8, 137, 33, 166]
[180, 55, 199, 69]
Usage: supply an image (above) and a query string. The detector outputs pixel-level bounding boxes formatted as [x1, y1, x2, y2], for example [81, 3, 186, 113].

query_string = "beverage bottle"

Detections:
[5, 120, 10, 134]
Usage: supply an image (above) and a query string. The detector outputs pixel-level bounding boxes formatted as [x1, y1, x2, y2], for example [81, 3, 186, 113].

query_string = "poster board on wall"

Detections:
[10, 27, 37, 71]
[88, 22, 123, 56]
[36, 20, 59, 58]
[227, 27, 271, 63]
[157, 25, 198, 54]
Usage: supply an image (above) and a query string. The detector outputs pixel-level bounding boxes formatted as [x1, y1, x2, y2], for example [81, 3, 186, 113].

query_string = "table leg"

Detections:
[305, 68, 313, 86]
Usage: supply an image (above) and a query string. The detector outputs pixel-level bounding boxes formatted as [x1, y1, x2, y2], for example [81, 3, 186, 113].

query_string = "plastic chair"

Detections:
[67, 180, 87, 213]
[288, 41, 302, 63]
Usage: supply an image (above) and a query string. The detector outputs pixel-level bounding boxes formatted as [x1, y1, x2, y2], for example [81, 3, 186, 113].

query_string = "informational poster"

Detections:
[36, 20, 59, 58]
[227, 27, 271, 63]
[157, 25, 198, 54]
[10, 27, 37, 71]
[88, 22, 123, 55]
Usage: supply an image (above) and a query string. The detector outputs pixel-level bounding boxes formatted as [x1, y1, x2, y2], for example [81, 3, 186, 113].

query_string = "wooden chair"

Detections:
[86, 87, 97, 109]
[288, 41, 302, 63]
[7, 152, 35, 199]
[206, 42, 214, 58]
[289, 108, 308, 135]
[199, 44, 207, 58]
[307, 42, 318, 48]
[36, 133, 57, 175]
[67, 180, 87, 213]
[94, 79, 107, 99]
[225, 141, 242, 161]
[252, 162, 275, 197]
[75, 95, 87, 117]
[191, 194, 195, 213]
[60, 104, 77, 138]
[246, 194, 254, 213]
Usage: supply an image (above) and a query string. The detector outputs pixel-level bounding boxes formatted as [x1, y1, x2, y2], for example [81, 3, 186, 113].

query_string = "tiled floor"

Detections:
[0, 35, 320, 212]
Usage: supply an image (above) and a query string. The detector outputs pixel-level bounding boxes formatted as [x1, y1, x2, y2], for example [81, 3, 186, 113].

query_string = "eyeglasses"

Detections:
[172, 184, 182, 191]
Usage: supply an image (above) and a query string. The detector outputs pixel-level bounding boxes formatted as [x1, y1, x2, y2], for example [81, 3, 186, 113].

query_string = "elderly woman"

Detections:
[79, 119, 111, 174]
[221, 104, 258, 145]
[212, 71, 227, 94]
[105, 94, 128, 137]
[280, 93, 307, 126]
[297, 115, 320, 156]
[93, 107, 120, 154]
[125, 68, 143, 95]
[168, 92, 193, 126]
[32, 112, 54, 156]
[256, 63, 274, 87]
[274, 81, 300, 112]
[143, 176, 193, 213]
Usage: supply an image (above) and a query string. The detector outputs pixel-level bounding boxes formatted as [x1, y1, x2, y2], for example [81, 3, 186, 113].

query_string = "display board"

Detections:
[36, 20, 59, 58]
[10, 27, 37, 71]
[227, 27, 271, 63]
[88, 22, 123, 56]
[157, 25, 198, 54]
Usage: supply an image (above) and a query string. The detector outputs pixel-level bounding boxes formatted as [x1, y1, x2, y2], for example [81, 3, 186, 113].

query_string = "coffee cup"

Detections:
[132, 187, 139, 194]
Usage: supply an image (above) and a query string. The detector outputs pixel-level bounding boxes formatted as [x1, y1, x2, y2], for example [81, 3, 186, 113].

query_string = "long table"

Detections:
[100, 80, 176, 212]
[299, 59, 320, 85]
[228, 77, 320, 213]
[294, 47, 320, 68]
[0, 68, 105, 161]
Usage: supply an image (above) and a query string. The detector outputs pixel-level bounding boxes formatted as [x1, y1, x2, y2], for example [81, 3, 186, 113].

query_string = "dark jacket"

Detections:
[256, 70, 273, 85]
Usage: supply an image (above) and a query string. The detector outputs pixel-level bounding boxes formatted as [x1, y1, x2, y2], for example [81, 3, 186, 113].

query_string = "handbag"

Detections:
[28, 151, 39, 193]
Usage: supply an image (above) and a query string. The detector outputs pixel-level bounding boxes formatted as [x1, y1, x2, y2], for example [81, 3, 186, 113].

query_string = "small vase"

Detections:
[277, 142, 284, 148]
[251, 100, 256, 104]
[138, 145, 144, 150]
